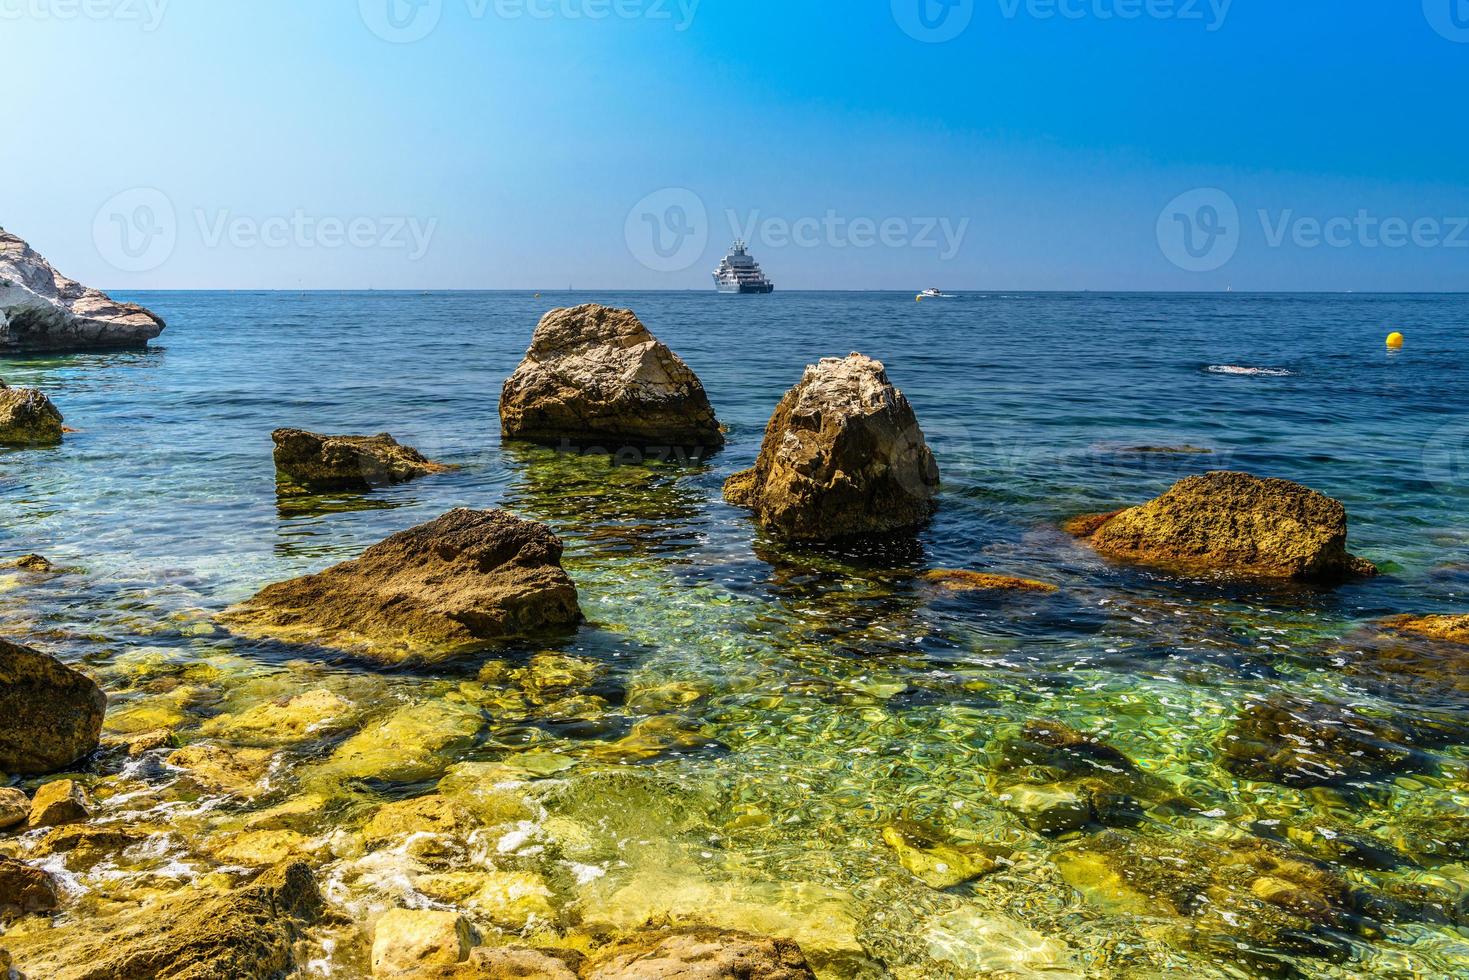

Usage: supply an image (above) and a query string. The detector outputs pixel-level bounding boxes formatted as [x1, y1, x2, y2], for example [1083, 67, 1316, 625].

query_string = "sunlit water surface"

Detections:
[3, 291, 1468, 978]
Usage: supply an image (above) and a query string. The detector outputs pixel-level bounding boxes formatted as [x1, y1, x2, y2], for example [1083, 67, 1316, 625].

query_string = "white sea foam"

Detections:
[1205, 365, 1294, 377]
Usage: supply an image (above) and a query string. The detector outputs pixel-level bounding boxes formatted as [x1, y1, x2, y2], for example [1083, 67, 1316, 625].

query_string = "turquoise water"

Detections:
[3, 291, 1468, 977]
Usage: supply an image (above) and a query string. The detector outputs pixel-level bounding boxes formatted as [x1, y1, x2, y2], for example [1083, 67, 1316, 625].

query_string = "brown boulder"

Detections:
[0, 383, 63, 446]
[500, 304, 723, 451]
[582, 928, 817, 980]
[221, 509, 580, 664]
[921, 569, 1057, 594]
[1074, 472, 1376, 582]
[0, 639, 106, 775]
[0, 857, 59, 919]
[724, 353, 938, 541]
[27, 778, 90, 828]
[1381, 614, 1469, 645]
[272, 428, 452, 491]
[5, 860, 322, 980]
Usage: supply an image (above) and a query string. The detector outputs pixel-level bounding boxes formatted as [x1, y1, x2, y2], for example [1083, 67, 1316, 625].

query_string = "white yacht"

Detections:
[713, 241, 775, 293]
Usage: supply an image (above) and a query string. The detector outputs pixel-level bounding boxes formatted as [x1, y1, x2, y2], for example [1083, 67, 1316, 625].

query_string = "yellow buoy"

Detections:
[916, 295, 923, 302]
[1386, 331, 1404, 350]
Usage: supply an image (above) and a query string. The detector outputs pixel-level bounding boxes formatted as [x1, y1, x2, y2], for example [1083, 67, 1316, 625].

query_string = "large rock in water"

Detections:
[221, 509, 580, 663]
[0, 230, 165, 351]
[0, 383, 64, 445]
[1073, 471, 1377, 582]
[724, 353, 939, 540]
[6, 861, 322, 980]
[272, 428, 451, 491]
[0, 639, 106, 775]
[500, 304, 723, 451]
[582, 928, 818, 980]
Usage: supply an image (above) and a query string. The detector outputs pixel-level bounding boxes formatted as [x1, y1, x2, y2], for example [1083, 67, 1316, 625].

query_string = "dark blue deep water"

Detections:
[3, 291, 1468, 978]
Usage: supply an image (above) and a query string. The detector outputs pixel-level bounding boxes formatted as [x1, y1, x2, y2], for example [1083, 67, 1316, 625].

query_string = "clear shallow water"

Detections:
[3, 291, 1469, 978]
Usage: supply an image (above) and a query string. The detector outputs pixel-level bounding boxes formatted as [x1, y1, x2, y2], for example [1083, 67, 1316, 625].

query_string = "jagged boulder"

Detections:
[221, 509, 580, 664]
[0, 383, 64, 446]
[5, 860, 322, 979]
[0, 231, 165, 351]
[272, 428, 451, 491]
[1071, 471, 1376, 582]
[0, 857, 59, 920]
[582, 928, 817, 980]
[0, 639, 106, 775]
[724, 353, 939, 540]
[500, 304, 723, 451]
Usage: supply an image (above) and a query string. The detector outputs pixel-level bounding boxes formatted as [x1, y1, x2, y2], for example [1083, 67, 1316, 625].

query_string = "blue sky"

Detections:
[4, 1, 1467, 290]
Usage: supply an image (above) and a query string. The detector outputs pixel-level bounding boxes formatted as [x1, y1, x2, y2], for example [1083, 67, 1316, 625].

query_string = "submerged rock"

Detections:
[1381, 613, 1469, 645]
[406, 945, 581, 979]
[0, 639, 106, 775]
[881, 821, 1008, 889]
[582, 927, 817, 980]
[500, 304, 723, 450]
[166, 743, 278, 798]
[200, 688, 354, 745]
[10, 553, 55, 572]
[362, 794, 474, 849]
[372, 908, 476, 976]
[0, 230, 166, 350]
[6, 860, 322, 979]
[0, 857, 59, 919]
[27, 778, 90, 829]
[321, 701, 484, 784]
[272, 428, 452, 491]
[921, 569, 1057, 594]
[1220, 694, 1418, 787]
[221, 509, 581, 664]
[0, 384, 64, 445]
[1073, 471, 1377, 582]
[724, 353, 939, 541]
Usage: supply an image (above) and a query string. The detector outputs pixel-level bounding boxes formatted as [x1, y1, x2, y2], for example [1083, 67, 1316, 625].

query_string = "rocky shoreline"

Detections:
[2, 296, 1467, 978]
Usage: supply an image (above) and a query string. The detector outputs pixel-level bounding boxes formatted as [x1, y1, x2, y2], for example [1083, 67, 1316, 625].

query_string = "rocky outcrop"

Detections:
[500, 304, 723, 451]
[0, 639, 106, 775]
[0, 384, 64, 445]
[272, 428, 452, 491]
[1071, 472, 1377, 582]
[582, 928, 818, 980]
[221, 509, 580, 664]
[0, 231, 165, 351]
[921, 569, 1057, 594]
[5, 860, 322, 979]
[0, 857, 59, 919]
[1381, 613, 1469, 645]
[724, 353, 939, 541]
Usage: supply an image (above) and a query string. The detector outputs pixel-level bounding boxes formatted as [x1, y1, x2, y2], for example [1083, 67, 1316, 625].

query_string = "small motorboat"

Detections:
[918, 288, 951, 299]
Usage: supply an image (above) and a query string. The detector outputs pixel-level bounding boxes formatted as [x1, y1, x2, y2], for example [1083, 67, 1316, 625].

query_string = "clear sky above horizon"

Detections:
[5, 1, 1467, 291]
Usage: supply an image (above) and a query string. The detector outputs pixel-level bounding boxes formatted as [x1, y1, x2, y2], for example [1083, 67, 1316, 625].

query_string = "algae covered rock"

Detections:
[0, 638, 106, 775]
[322, 701, 484, 784]
[1074, 471, 1376, 582]
[222, 509, 581, 664]
[200, 688, 354, 745]
[406, 945, 580, 979]
[0, 230, 165, 351]
[1381, 613, 1469, 645]
[27, 778, 90, 828]
[5, 860, 322, 979]
[272, 428, 452, 491]
[500, 304, 723, 450]
[0, 857, 59, 919]
[1220, 694, 1418, 787]
[0, 787, 28, 830]
[0, 383, 64, 445]
[921, 569, 1057, 594]
[582, 927, 817, 980]
[362, 795, 475, 849]
[724, 353, 939, 541]
[881, 821, 1008, 889]
[372, 908, 476, 976]
[167, 743, 278, 798]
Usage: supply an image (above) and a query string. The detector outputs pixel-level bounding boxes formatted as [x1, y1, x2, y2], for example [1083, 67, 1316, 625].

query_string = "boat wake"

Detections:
[1205, 365, 1294, 377]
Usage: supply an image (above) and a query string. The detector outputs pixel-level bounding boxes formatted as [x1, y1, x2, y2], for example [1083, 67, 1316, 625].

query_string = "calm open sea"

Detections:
[3, 291, 1468, 977]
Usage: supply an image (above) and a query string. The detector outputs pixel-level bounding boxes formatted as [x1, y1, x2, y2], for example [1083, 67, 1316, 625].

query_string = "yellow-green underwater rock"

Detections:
[200, 689, 354, 745]
[320, 701, 484, 785]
